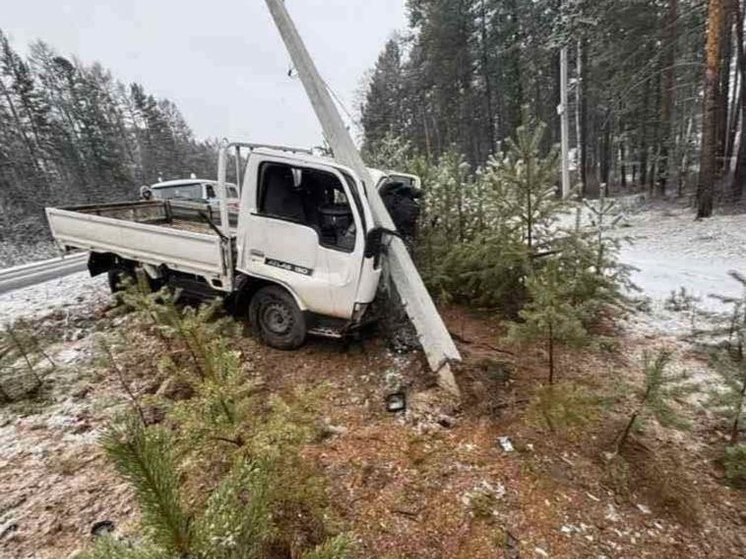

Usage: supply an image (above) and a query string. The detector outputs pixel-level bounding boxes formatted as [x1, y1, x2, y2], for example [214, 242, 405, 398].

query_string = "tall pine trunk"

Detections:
[699, 0, 725, 218]
[716, 1, 734, 175]
[658, 0, 679, 197]
[479, 0, 496, 154]
[639, 78, 652, 187]
[733, 0, 746, 198]
[649, 73, 662, 193]
[601, 114, 612, 187]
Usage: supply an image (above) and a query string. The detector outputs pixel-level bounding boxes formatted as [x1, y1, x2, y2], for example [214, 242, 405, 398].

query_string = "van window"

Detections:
[258, 162, 356, 252]
[152, 183, 203, 201]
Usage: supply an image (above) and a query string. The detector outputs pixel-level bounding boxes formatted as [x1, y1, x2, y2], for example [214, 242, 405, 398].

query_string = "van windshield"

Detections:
[152, 183, 203, 201]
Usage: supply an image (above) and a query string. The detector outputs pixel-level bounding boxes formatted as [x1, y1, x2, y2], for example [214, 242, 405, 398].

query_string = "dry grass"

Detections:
[3, 301, 746, 558]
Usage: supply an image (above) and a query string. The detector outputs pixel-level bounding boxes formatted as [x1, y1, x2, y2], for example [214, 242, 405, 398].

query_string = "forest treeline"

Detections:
[360, 0, 746, 217]
[2, 0, 742, 247]
[0, 30, 216, 240]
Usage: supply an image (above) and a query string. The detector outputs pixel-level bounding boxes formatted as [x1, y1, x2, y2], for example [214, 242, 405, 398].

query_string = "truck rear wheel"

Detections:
[249, 286, 306, 350]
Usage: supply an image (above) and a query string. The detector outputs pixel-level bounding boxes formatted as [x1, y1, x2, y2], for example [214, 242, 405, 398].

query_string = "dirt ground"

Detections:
[1, 292, 745, 559]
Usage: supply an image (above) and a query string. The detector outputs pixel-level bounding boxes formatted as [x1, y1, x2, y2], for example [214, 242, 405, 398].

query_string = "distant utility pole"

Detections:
[559, 44, 571, 199]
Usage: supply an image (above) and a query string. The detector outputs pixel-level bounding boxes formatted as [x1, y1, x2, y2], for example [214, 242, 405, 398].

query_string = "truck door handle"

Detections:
[249, 249, 265, 258]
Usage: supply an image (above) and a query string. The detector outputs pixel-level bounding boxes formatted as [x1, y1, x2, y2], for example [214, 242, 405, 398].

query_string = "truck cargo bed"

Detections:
[46, 200, 233, 290]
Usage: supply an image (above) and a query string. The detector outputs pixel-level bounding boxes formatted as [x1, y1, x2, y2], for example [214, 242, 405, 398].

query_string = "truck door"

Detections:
[236, 155, 366, 320]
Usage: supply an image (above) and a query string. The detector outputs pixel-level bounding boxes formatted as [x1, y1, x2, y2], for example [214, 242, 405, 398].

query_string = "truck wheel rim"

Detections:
[263, 302, 293, 335]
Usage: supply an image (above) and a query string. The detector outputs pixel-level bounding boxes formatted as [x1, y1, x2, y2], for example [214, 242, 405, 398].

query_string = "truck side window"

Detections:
[258, 162, 356, 253]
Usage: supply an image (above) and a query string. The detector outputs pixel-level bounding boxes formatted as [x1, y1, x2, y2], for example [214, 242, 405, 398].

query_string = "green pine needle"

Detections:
[101, 415, 192, 555]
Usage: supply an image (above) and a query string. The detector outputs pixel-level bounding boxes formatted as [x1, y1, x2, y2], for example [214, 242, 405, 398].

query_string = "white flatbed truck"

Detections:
[46, 143, 405, 349]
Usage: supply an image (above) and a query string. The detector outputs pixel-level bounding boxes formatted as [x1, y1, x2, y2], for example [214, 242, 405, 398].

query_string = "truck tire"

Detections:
[249, 286, 306, 350]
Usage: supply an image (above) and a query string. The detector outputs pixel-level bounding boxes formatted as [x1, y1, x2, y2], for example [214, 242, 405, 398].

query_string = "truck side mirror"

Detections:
[364, 227, 401, 259]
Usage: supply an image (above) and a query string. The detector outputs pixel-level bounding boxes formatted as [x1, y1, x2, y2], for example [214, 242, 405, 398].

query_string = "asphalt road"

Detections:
[0, 253, 88, 296]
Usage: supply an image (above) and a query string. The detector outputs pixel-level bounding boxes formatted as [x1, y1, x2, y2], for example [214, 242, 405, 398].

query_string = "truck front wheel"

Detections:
[248, 286, 306, 350]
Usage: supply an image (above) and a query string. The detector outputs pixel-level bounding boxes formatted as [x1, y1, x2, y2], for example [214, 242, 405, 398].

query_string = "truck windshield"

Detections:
[152, 183, 203, 201]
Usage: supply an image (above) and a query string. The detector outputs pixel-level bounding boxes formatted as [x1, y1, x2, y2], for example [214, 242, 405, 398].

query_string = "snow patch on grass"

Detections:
[616, 202, 746, 337]
[0, 271, 108, 326]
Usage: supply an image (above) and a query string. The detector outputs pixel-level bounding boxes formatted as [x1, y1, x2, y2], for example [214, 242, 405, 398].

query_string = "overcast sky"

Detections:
[4, 0, 407, 147]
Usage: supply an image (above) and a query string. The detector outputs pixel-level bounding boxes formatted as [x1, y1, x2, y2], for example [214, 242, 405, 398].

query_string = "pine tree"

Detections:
[491, 111, 561, 253]
[101, 416, 192, 555]
[0, 30, 218, 241]
[709, 348, 746, 445]
[616, 350, 697, 452]
[193, 459, 273, 558]
[363, 0, 710, 202]
[361, 38, 406, 153]
[701, 272, 746, 444]
[698, 0, 722, 217]
[507, 260, 589, 384]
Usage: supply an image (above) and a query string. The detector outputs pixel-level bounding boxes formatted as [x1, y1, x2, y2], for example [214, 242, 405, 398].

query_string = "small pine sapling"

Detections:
[724, 444, 746, 483]
[507, 260, 589, 384]
[150, 295, 235, 382]
[665, 287, 702, 332]
[616, 350, 697, 453]
[701, 272, 746, 445]
[493, 110, 561, 254]
[529, 382, 602, 432]
[361, 132, 414, 171]
[582, 187, 626, 276]
[193, 458, 273, 558]
[433, 227, 529, 310]
[119, 277, 235, 380]
[549, 194, 634, 328]
[194, 456, 351, 559]
[98, 337, 147, 425]
[301, 535, 355, 559]
[665, 287, 701, 313]
[101, 415, 192, 555]
[0, 323, 51, 401]
[168, 336, 259, 450]
[419, 150, 477, 244]
[708, 348, 746, 445]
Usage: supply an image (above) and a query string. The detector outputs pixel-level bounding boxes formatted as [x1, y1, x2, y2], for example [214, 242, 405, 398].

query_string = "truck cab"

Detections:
[233, 146, 381, 344]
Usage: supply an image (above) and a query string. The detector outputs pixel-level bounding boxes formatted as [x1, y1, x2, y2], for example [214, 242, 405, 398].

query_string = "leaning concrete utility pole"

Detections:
[263, 0, 461, 395]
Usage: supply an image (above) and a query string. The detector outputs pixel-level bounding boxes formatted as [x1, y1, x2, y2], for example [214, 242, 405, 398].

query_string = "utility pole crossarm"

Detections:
[263, 0, 461, 395]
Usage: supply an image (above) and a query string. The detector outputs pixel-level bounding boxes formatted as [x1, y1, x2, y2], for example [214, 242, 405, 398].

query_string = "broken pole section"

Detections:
[263, 0, 461, 396]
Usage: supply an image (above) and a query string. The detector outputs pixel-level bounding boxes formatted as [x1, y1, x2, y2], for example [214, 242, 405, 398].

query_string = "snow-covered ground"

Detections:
[0, 271, 108, 327]
[613, 202, 746, 337]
